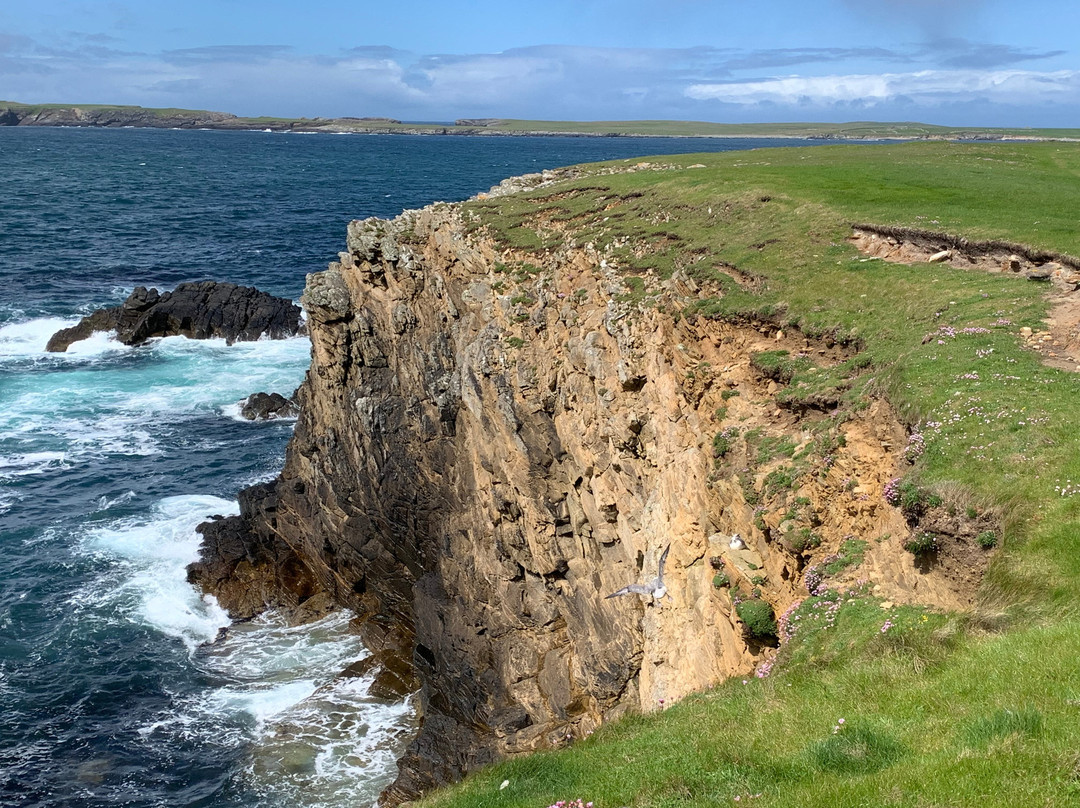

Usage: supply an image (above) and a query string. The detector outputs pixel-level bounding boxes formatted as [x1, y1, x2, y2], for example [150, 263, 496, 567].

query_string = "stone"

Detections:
[342, 650, 420, 699]
[240, 391, 299, 420]
[46, 282, 303, 352]
[1026, 266, 1053, 281]
[928, 249, 952, 263]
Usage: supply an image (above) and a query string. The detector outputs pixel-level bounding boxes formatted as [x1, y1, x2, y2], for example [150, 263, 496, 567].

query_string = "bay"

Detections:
[0, 127, 861, 808]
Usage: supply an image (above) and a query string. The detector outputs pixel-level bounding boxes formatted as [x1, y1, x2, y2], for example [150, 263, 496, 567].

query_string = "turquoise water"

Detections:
[0, 127, 861, 807]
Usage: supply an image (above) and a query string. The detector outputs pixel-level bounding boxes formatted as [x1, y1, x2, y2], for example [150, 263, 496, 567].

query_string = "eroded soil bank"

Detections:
[852, 224, 1080, 371]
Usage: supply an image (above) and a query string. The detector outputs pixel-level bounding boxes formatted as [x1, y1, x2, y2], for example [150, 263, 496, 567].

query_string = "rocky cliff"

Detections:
[191, 172, 989, 803]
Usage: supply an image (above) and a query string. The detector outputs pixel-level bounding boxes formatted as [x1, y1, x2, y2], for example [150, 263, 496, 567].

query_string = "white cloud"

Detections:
[685, 69, 1080, 107]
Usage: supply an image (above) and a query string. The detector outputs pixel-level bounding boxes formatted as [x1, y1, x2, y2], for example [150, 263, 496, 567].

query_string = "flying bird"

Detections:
[729, 533, 745, 550]
[606, 545, 670, 602]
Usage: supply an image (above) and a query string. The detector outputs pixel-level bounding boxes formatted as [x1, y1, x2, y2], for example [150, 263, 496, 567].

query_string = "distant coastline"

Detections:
[3, 100, 1078, 142]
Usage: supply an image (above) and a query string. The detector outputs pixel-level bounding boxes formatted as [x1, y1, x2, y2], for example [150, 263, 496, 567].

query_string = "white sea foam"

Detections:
[91, 490, 137, 512]
[0, 451, 70, 478]
[80, 495, 236, 651]
[179, 612, 417, 808]
[0, 327, 310, 470]
[0, 317, 80, 357]
[78, 495, 417, 806]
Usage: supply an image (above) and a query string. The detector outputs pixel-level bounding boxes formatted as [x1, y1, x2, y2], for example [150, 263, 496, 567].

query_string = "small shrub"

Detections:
[764, 465, 799, 495]
[721, 389, 741, 400]
[712, 426, 739, 459]
[712, 572, 731, 588]
[736, 598, 778, 640]
[505, 336, 526, 349]
[739, 473, 760, 506]
[977, 530, 998, 549]
[897, 481, 941, 518]
[791, 527, 822, 552]
[904, 532, 938, 555]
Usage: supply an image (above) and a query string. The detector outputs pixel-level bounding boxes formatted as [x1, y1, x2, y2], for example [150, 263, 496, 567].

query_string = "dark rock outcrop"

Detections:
[46, 282, 303, 352]
[187, 483, 333, 623]
[240, 391, 300, 420]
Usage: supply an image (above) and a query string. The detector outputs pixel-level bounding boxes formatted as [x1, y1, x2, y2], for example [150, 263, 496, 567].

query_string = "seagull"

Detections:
[606, 545, 670, 602]
[729, 533, 745, 551]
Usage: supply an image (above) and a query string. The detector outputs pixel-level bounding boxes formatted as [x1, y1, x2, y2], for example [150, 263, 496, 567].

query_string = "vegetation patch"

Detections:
[735, 598, 778, 641]
[807, 723, 906, 775]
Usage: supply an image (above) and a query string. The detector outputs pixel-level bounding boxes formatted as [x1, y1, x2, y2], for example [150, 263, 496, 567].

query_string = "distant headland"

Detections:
[2, 100, 1078, 141]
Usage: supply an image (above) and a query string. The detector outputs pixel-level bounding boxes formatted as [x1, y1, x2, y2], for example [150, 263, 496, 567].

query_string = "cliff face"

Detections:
[193, 179, 988, 803]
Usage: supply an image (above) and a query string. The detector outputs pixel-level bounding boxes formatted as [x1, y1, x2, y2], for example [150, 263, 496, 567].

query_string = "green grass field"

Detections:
[418, 141, 1080, 807]
[468, 119, 1080, 140]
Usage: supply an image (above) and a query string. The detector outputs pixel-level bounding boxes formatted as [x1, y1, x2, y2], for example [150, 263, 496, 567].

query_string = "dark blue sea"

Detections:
[0, 127, 853, 808]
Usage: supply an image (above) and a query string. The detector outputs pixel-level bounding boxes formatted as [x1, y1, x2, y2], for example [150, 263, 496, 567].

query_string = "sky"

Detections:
[2, 0, 1078, 126]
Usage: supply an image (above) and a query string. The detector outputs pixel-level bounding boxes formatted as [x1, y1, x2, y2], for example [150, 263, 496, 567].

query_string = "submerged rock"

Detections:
[46, 281, 303, 352]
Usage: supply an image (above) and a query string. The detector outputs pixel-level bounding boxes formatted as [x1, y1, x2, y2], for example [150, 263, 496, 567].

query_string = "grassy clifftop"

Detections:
[462, 119, 1080, 140]
[419, 142, 1080, 806]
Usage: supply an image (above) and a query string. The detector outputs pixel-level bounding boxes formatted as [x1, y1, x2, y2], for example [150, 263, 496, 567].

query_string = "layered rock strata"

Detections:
[193, 198, 985, 803]
[46, 281, 303, 351]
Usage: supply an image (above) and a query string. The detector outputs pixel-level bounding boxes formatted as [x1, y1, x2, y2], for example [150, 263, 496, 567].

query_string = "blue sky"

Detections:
[2, 0, 1078, 125]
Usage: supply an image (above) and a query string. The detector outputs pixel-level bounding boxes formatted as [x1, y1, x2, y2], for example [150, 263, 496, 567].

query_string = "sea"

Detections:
[0, 127, 851, 808]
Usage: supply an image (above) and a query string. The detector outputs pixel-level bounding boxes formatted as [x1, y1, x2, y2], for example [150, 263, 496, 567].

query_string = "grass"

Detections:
[424, 141, 1080, 807]
[425, 618, 1080, 807]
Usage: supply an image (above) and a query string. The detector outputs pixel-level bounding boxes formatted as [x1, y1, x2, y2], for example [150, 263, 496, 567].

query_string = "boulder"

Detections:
[46, 281, 303, 352]
[240, 391, 299, 420]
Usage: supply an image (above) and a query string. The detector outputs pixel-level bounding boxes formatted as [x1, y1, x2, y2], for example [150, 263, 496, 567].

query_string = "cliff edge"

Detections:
[191, 168, 989, 803]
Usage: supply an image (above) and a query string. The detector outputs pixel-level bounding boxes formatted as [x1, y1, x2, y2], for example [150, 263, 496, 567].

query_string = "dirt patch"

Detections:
[851, 224, 1080, 371]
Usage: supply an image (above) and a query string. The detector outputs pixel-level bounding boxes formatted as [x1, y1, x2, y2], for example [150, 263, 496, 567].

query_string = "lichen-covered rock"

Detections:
[46, 281, 303, 351]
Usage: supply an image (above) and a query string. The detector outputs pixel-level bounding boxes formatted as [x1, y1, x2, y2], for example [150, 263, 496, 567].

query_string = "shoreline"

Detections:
[4, 102, 1078, 142]
[5, 123, 1077, 144]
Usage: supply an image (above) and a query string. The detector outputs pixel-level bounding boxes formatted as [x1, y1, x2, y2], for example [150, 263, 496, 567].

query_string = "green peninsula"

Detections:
[2, 100, 1079, 140]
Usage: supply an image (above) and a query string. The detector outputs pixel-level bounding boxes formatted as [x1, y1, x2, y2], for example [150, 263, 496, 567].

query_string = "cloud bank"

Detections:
[0, 34, 1076, 126]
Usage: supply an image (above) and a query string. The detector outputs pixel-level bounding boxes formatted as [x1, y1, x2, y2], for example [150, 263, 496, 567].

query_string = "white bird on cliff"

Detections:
[729, 533, 745, 551]
[605, 545, 670, 602]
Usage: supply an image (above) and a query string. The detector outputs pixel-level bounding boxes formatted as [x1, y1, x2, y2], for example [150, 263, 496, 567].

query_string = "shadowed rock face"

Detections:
[45, 282, 303, 352]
